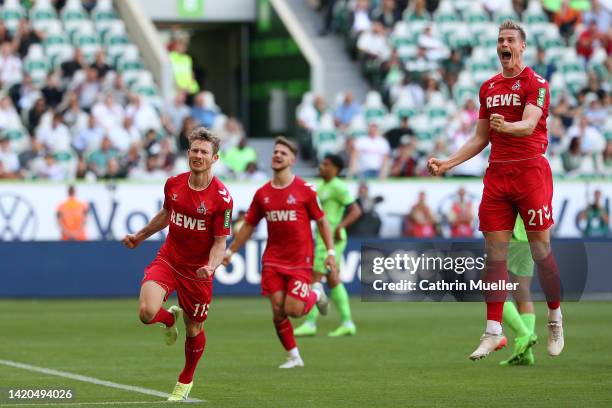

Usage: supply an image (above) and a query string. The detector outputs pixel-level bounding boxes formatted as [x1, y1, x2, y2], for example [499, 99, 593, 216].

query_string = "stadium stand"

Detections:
[0, 0, 259, 181]
[302, 0, 611, 178]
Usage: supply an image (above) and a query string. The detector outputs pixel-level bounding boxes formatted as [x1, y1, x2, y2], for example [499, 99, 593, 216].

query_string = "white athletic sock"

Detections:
[288, 347, 300, 359]
[312, 286, 321, 301]
[548, 306, 562, 322]
[486, 320, 503, 335]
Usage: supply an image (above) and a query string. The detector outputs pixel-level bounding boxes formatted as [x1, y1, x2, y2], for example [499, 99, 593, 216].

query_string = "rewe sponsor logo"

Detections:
[265, 209, 297, 222]
[486, 93, 521, 109]
[170, 209, 206, 231]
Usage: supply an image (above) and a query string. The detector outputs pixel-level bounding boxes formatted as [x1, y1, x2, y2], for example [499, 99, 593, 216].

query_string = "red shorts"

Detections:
[261, 265, 312, 302]
[142, 257, 212, 323]
[479, 156, 554, 232]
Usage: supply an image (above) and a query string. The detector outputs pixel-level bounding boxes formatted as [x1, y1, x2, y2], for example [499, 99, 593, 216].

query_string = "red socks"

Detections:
[302, 290, 318, 316]
[536, 252, 561, 310]
[146, 308, 175, 327]
[274, 318, 296, 351]
[485, 260, 508, 323]
[178, 331, 206, 384]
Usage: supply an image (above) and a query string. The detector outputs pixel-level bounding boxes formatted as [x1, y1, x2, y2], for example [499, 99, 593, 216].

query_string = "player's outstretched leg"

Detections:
[168, 320, 206, 401]
[270, 292, 304, 368]
[138, 281, 179, 345]
[499, 301, 537, 365]
[528, 235, 564, 356]
[326, 272, 356, 337]
[470, 237, 509, 361]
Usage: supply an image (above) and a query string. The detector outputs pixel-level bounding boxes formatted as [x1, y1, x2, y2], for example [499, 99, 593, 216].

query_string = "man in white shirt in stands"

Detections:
[349, 122, 391, 179]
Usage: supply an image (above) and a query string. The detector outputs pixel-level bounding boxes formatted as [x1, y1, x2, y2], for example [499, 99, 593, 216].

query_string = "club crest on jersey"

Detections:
[512, 80, 521, 91]
[264, 197, 270, 204]
[287, 194, 296, 205]
[171, 193, 178, 201]
[489, 82, 495, 89]
[197, 202, 207, 214]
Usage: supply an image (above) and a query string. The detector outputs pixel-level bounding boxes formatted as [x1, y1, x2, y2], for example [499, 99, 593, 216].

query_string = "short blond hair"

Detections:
[499, 20, 526, 41]
[189, 127, 220, 154]
[274, 136, 298, 156]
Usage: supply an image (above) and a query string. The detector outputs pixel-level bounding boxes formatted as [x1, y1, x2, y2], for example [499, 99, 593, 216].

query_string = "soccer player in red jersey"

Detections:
[223, 136, 337, 368]
[122, 128, 233, 401]
[427, 20, 564, 360]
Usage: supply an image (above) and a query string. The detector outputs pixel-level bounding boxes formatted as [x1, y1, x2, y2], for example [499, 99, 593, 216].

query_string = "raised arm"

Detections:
[428, 119, 490, 176]
[490, 104, 542, 137]
[122, 208, 169, 248]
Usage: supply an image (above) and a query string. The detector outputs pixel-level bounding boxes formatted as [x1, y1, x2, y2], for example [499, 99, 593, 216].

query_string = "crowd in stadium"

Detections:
[303, 0, 611, 178]
[0, 0, 261, 182]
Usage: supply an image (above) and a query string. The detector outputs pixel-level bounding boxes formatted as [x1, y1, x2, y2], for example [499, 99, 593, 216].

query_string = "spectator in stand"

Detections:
[566, 114, 606, 154]
[61, 91, 88, 132]
[297, 94, 330, 160]
[103, 157, 127, 180]
[406, 46, 437, 82]
[349, 122, 391, 179]
[385, 115, 414, 149]
[169, 35, 199, 95]
[583, 0, 612, 35]
[552, 93, 578, 129]
[177, 115, 196, 152]
[349, 0, 372, 38]
[92, 49, 111, 80]
[88, 135, 120, 177]
[390, 136, 418, 177]
[92, 93, 125, 132]
[190, 91, 217, 129]
[222, 136, 257, 175]
[584, 97, 607, 130]
[561, 136, 584, 173]
[157, 137, 176, 172]
[357, 22, 391, 63]
[73, 114, 104, 153]
[60, 47, 87, 80]
[579, 71, 608, 102]
[318, 0, 339, 36]
[447, 187, 475, 238]
[56, 185, 88, 241]
[121, 143, 142, 176]
[554, 0, 583, 43]
[576, 20, 611, 62]
[76, 67, 102, 112]
[440, 49, 464, 93]
[423, 76, 444, 104]
[109, 116, 140, 153]
[334, 91, 361, 129]
[36, 152, 67, 181]
[128, 151, 167, 180]
[482, 0, 512, 18]
[532, 48, 557, 82]
[347, 181, 383, 237]
[41, 72, 65, 109]
[10, 73, 38, 113]
[603, 141, 612, 174]
[512, 0, 528, 18]
[0, 96, 22, 131]
[390, 74, 425, 106]
[165, 91, 190, 136]
[372, 0, 401, 30]
[14, 19, 43, 59]
[125, 93, 160, 135]
[240, 161, 267, 182]
[549, 116, 566, 154]
[104, 72, 129, 107]
[404, 191, 437, 238]
[217, 117, 243, 152]
[578, 189, 610, 237]
[0, 21, 12, 44]
[448, 115, 485, 177]
[27, 97, 47, 134]
[0, 133, 20, 179]
[36, 112, 72, 153]
[460, 99, 479, 127]
[418, 25, 448, 62]
[0, 42, 23, 89]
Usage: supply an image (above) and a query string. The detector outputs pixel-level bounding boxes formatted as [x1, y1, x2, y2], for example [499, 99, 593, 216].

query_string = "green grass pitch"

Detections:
[0, 298, 611, 407]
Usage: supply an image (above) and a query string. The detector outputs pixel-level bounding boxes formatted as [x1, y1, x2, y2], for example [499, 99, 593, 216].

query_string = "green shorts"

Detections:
[313, 239, 346, 274]
[507, 241, 534, 277]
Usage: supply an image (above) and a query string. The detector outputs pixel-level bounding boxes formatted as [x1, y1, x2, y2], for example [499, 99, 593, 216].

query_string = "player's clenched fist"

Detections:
[122, 234, 141, 249]
[221, 249, 233, 267]
[490, 113, 506, 132]
[196, 265, 215, 279]
[427, 157, 447, 176]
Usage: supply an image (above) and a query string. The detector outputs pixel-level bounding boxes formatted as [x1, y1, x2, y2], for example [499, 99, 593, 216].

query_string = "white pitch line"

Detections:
[0, 359, 203, 403]
[0, 401, 195, 407]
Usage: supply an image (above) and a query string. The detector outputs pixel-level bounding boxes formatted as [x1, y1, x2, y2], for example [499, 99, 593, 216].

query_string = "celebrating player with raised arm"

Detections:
[294, 154, 362, 337]
[427, 20, 563, 361]
[223, 137, 337, 368]
[122, 128, 233, 401]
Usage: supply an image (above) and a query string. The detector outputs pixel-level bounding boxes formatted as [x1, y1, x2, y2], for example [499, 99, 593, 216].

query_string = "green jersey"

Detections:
[316, 177, 355, 241]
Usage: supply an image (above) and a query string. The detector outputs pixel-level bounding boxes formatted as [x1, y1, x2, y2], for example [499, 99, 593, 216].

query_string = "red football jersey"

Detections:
[478, 66, 550, 162]
[245, 176, 325, 269]
[158, 172, 233, 275]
